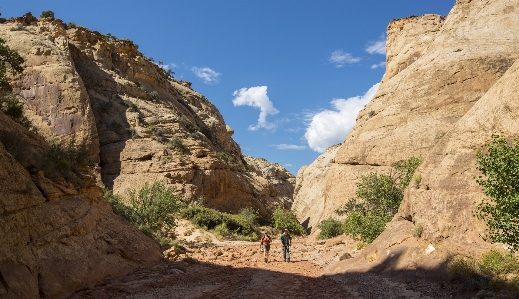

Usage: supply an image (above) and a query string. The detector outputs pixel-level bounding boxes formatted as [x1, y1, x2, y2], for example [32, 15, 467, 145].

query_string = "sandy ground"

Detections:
[67, 222, 492, 299]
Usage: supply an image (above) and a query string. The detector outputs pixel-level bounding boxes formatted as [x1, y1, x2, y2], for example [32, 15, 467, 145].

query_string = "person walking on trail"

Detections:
[280, 229, 292, 262]
[260, 232, 272, 263]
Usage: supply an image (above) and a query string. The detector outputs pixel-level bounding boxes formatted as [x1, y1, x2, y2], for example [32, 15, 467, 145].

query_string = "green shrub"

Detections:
[412, 223, 423, 238]
[318, 218, 343, 239]
[151, 126, 168, 143]
[180, 206, 259, 241]
[479, 249, 519, 277]
[180, 115, 199, 133]
[447, 256, 479, 281]
[125, 181, 181, 238]
[239, 207, 260, 224]
[149, 91, 159, 101]
[0, 131, 91, 182]
[474, 134, 519, 251]
[0, 37, 24, 92]
[0, 94, 24, 119]
[168, 137, 187, 154]
[40, 10, 55, 19]
[337, 157, 420, 243]
[446, 251, 519, 294]
[342, 212, 390, 243]
[271, 207, 305, 235]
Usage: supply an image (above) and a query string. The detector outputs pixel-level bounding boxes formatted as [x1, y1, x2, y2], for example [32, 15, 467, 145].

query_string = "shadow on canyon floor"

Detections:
[66, 247, 491, 299]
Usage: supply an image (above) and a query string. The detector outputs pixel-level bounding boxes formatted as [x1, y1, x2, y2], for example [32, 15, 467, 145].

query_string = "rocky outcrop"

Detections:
[0, 13, 294, 298]
[0, 112, 162, 299]
[291, 0, 519, 276]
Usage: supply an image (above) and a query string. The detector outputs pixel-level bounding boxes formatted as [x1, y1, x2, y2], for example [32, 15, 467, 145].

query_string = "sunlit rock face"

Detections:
[0, 13, 294, 298]
[291, 0, 519, 275]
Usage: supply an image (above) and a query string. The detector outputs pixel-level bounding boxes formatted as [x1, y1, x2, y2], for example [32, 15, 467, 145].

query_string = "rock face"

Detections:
[292, 0, 519, 276]
[0, 15, 162, 299]
[64, 20, 294, 217]
[0, 13, 294, 298]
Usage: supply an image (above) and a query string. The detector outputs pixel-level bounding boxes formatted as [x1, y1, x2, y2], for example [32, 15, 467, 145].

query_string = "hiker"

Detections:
[280, 229, 292, 262]
[260, 232, 272, 262]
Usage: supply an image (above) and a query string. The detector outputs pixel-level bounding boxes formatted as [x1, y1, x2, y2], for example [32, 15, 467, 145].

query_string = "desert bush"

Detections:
[318, 218, 343, 239]
[474, 134, 519, 251]
[479, 249, 519, 277]
[107, 181, 181, 240]
[0, 132, 91, 182]
[151, 126, 168, 143]
[149, 91, 159, 101]
[412, 223, 423, 238]
[180, 115, 199, 133]
[271, 207, 305, 235]
[180, 206, 259, 241]
[447, 250, 519, 294]
[0, 94, 24, 119]
[216, 151, 230, 163]
[0, 37, 25, 92]
[9, 25, 25, 31]
[239, 207, 260, 224]
[40, 10, 55, 19]
[168, 137, 187, 154]
[337, 157, 420, 243]
[342, 212, 390, 243]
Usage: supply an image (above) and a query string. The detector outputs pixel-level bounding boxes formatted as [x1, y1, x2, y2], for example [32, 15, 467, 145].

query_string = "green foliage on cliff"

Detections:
[0, 37, 24, 92]
[0, 94, 23, 119]
[336, 156, 421, 243]
[475, 134, 519, 252]
[40, 10, 55, 19]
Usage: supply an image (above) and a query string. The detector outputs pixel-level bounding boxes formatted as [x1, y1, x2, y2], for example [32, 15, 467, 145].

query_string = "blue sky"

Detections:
[4, 0, 455, 175]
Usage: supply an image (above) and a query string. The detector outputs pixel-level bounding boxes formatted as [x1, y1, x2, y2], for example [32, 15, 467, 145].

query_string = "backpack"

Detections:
[262, 235, 271, 245]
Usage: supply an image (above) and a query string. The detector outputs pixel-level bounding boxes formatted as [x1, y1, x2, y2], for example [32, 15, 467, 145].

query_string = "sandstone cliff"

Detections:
[292, 0, 519, 277]
[0, 13, 294, 298]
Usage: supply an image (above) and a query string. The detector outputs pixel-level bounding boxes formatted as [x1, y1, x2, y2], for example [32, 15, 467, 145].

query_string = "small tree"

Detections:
[125, 181, 181, 239]
[337, 157, 420, 243]
[475, 134, 519, 252]
[0, 37, 25, 92]
[271, 207, 305, 235]
[40, 10, 55, 19]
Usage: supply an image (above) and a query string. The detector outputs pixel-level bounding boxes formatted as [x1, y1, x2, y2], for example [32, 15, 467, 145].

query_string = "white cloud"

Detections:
[370, 61, 386, 69]
[284, 164, 293, 167]
[192, 67, 221, 84]
[366, 39, 386, 55]
[329, 50, 360, 68]
[273, 144, 307, 150]
[232, 86, 279, 131]
[304, 83, 380, 153]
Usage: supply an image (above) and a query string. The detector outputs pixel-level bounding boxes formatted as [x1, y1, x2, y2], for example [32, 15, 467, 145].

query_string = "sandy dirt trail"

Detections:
[69, 239, 353, 299]
[67, 236, 465, 299]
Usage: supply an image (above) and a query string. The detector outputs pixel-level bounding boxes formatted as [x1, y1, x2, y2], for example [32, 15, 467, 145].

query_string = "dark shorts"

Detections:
[262, 244, 270, 251]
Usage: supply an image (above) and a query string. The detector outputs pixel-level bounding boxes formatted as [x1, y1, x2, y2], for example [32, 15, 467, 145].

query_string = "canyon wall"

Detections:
[0, 13, 294, 298]
[291, 0, 519, 276]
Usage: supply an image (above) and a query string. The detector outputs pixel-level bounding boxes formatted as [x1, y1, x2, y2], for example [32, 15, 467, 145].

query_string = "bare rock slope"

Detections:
[0, 13, 294, 298]
[292, 0, 519, 276]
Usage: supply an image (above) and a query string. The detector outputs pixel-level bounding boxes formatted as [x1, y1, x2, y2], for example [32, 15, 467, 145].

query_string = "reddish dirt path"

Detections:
[69, 240, 353, 299]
